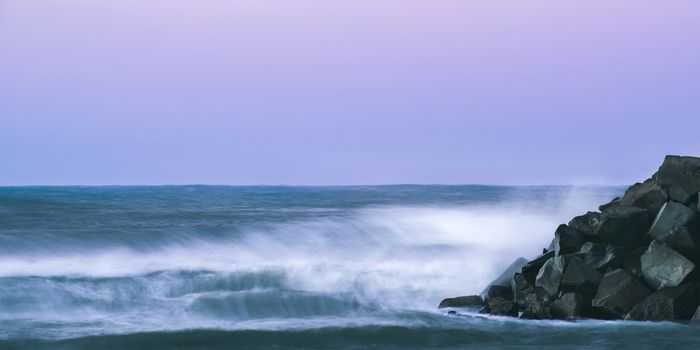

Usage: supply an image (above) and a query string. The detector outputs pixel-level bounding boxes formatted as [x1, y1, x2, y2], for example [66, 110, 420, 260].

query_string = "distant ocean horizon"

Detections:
[2, 185, 700, 349]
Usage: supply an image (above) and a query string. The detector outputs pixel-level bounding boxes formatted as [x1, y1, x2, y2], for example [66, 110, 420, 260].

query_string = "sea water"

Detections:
[1, 185, 699, 349]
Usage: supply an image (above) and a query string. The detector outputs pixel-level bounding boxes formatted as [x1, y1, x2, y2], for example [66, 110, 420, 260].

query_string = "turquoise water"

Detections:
[2, 185, 700, 349]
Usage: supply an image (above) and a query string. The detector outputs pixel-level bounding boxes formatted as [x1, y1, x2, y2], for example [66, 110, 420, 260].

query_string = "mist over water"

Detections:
[3, 185, 700, 349]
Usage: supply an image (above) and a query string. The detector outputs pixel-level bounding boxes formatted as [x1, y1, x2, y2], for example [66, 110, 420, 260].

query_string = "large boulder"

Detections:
[550, 292, 589, 320]
[480, 257, 528, 296]
[520, 297, 551, 320]
[554, 224, 585, 256]
[481, 297, 518, 316]
[560, 256, 602, 294]
[621, 178, 668, 218]
[692, 306, 700, 321]
[657, 226, 697, 259]
[512, 272, 536, 310]
[438, 295, 484, 309]
[521, 250, 555, 283]
[655, 155, 700, 204]
[625, 283, 700, 321]
[486, 285, 513, 301]
[599, 197, 621, 212]
[597, 206, 650, 247]
[568, 211, 601, 238]
[535, 256, 565, 301]
[641, 240, 695, 290]
[591, 269, 652, 319]
[646, 201, 697, 241]
[577, 242, 616, 270]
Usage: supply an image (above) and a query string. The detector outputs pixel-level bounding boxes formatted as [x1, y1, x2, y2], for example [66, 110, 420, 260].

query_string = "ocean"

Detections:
[1, 185, 699, 349]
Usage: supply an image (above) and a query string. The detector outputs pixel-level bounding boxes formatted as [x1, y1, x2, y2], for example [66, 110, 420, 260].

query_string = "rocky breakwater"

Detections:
[440, 155, 700, 322]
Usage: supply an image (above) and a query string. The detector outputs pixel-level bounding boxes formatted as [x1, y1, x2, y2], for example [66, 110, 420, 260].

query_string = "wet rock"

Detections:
[481, 297, 518, 316]
[599, 197, 621, 212]
[512, 272, 536, 310]
[554, 224, 585, 256]
[655, 155, 700, 204]
[657, 226, 697, 258]
[568, 211, 601, 238]
[577, 242, 616, 270]
[521, 250, 555, 283]
[614, 247, 646, 278]
[591, 269, 652, 319]
[486, 285, 513, 301]
[625, 283, 700, 321]
[621, 178, 668, 218]
[438, 295, 484, 309]
[597, 206, 649, 246]
[551, 292, 589, 320]
[692, 306, 700, 321]
[641, 240, 695, 290]
[535, 256, 565, 300]
[560, 256, 602, 294]
[520, 297, 551, 320]
[647, 201, 697, 241]
[480, 257, 528, 296]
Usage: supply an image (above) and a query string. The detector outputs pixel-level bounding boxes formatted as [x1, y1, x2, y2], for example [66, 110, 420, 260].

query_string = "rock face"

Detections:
[441, 155, 700, 322]
[438, 295, 483, 309]
[640, 240, 695, 290]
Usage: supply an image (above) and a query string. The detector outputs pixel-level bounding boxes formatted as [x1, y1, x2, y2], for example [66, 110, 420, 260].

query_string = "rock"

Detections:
[657, 226, 697, 258]
[438, 295, 484, 309]
[521, 250, 555, 283]
[597, 206, 650, 246]
[560, 256, 602, 294]
[647, 201, 697, 241]
[512, 272, 536, 310]
[481, 297, 518, 316]
[621, 178, 668, 218]
[655, 155, 700, 204]
[554, 224, 585, 256]
[599, 197, 621, 212]
[577, 242, 616, 270]
[591, 269, 652, 319]
[480, 257, 528, 296]
[486, 285, 513, 301]
[692, 306, 700, 321]
[520, 297, 551, 320]
[625, 283, 700, 321]
[568, 211, 601, 237]
[551, 292, 589, 320]
[641, 240, 695, 290]
[535, 256, 565, 300]
[613, 247, 646, 278]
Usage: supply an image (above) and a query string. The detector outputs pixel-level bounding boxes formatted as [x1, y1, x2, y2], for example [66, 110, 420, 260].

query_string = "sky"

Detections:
[1, 0, 699, 186]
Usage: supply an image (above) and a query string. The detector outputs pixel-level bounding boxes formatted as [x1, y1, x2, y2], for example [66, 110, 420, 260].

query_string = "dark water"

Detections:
[2, 185, 699, 349]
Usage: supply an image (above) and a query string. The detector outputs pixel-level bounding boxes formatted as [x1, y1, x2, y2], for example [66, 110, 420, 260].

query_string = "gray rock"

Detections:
[560, 256, 602, 294]
[577, 242, 616, 270]
[568, 211, 601, 237]
[521, 250, 555, 283]
[554, 224, 585, 256]
[512, 272, 536, 310]
[551, 292, 589, 320]
[647, 201, 697, 241]
[641, 240, 695, 290]
[614, 247, 646, 278]
[486, 285, 513, 302]
[655, 155, 700, 204]
[692, 306, 700, 321]
[597, 206, 650, 246]
[480, 257, 528, 296]
[599, 197, 621, 212]
[438, 295, 484, 309]
[625, 283, 700, 321]
[592, 269, 652, 319]
[520, 297, 551, 320]
[481, 296, 518, 316]
[657, 226, 697, 258]
[621, 178, 668, 218]
[535, 256, 565, 300]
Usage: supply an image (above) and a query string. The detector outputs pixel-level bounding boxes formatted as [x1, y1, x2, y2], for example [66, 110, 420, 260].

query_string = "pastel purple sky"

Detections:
[1, 1, 699, 185]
